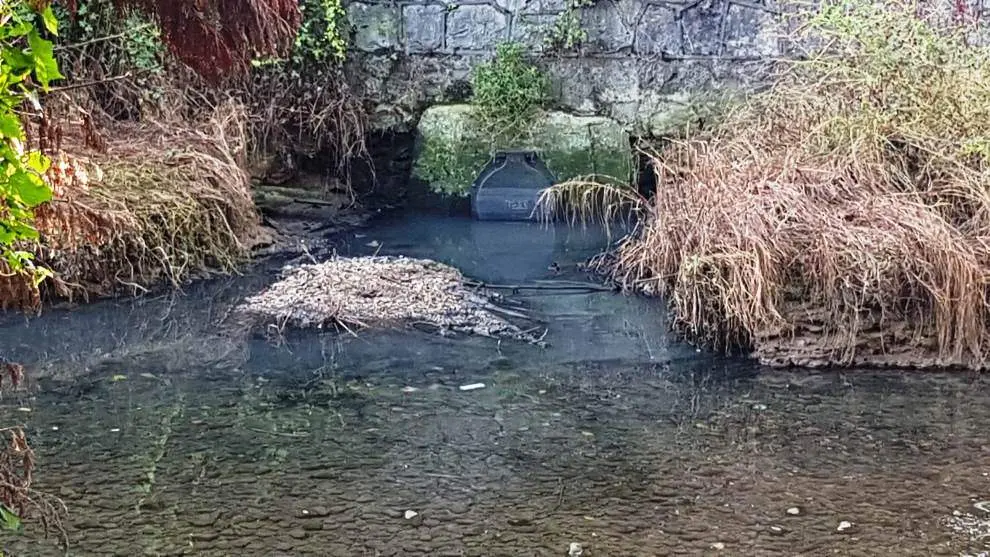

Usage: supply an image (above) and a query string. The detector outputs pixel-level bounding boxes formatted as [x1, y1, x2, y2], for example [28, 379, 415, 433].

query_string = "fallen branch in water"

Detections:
[463, 280, 616, 293]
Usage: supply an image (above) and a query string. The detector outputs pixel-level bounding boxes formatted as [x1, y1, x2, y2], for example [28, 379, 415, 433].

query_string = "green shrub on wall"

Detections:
[54, 0, 163, 73]
[469, 42, 550, 139]
[415, 43, 551, 196]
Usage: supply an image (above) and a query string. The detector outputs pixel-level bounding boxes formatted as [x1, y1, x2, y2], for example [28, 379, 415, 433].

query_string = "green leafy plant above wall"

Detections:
[469, 42, 550, 139]
[415, 43, 553, 196]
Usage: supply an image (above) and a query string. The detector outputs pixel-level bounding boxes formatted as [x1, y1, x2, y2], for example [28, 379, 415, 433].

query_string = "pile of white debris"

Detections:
[240, 256, 538, 340]
[942, 502, 990, 554]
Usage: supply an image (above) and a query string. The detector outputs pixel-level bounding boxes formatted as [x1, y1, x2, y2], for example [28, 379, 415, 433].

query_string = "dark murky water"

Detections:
[0, 215, 988, 556]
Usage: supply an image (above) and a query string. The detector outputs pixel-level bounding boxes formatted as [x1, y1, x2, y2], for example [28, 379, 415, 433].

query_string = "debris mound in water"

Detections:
[241, 256, 528, 338]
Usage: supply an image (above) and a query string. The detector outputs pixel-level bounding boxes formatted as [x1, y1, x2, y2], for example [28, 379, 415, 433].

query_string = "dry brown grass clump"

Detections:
[238, 67, 367, 181]
[0, 99, 262, 309]
[567, 0, 990, 369]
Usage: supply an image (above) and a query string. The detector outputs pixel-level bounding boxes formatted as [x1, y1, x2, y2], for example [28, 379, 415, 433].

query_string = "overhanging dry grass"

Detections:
[0, 99, 261, 309]
[577, 0, 990, 368]
[236, 65, 368, 189]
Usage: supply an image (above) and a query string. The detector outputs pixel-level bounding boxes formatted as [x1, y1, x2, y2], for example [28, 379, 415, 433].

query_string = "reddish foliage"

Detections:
[0, 362, 24, 391]
[0, 427, 34, 519]
[59, 0, 301, 81]
[0, 362, 33, 522]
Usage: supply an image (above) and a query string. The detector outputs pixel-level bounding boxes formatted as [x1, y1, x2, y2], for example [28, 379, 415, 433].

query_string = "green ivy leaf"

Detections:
[40, 5, 58, 36]
[26, 29, 62, 89]
[0, 505, 22, 532]
[25, 151, 49, 174]
[0, 144, 20, 163]
[2, 47, 34, 74]
[0, 21, 33, 41]
[0, 113, 23, 139]
[5, 219, 39, 240]
[8, 169, 52, 207]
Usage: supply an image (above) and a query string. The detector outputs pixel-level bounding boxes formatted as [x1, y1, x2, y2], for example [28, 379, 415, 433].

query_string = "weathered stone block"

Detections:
[413, 104, 634, 196]
[580, 0, 640, 53]
[502, 0, 568, 15]
[681, 0, 726, 56]
[660, 59, 717, 92]
[493, 0, 524, 12]
[637, 58, 677, 91]
[634, 4, 680, 55]
[548, 57, 640, 115]
[639, 90, 735, 137]
[446, 5, 509, 52]
[723, 4, 778, 57]
[403, 4, 446, 53]
[348, 2, 401, 52]
[346, 54, 480, 132]
[511, 14, 556, 51]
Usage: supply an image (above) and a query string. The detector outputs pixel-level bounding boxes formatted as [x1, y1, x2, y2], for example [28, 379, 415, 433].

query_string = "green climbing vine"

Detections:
[54, 0, 164, 73]
[0, 0, 61, 286]
[546, 0, 595, 51]
[294, 0, 348, 65]
[253, 0, 348, 67]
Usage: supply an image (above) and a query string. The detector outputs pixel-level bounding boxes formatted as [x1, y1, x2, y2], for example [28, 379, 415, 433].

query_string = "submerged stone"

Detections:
[412, 104, 634, 196]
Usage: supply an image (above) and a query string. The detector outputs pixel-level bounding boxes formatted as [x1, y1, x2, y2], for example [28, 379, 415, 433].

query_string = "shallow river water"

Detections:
[0, 214, 988, 556]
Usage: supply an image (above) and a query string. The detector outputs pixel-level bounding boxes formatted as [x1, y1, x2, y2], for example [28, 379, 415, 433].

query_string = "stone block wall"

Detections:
[345, 0, 784, 134]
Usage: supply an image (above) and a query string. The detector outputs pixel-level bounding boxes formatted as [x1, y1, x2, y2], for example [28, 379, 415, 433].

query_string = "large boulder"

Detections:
[412, 104, 634, 196]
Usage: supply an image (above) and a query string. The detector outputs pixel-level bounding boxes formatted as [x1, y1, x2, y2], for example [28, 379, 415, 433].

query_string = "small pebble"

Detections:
[459, 383, 485, 391]
[288, 528, 307, 539]
[786, 507, 801, 515]
[837, 521, 853, 532]
[401, 386, 419, 393]
[404, 510, 418, 520]
[568, 542, 583, 557]
[110, 428, 121, 433]
[711, 542, 726, 550]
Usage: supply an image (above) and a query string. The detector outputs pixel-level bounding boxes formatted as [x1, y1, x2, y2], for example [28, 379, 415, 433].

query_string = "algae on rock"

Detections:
[413, 104, 633, 196]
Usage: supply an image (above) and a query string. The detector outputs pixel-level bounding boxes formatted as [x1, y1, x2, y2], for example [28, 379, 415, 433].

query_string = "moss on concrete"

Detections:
[413, 104, 634, 196]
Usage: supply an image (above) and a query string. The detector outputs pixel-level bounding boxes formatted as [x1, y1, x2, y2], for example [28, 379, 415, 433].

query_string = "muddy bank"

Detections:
[753, 303, 970, 370]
